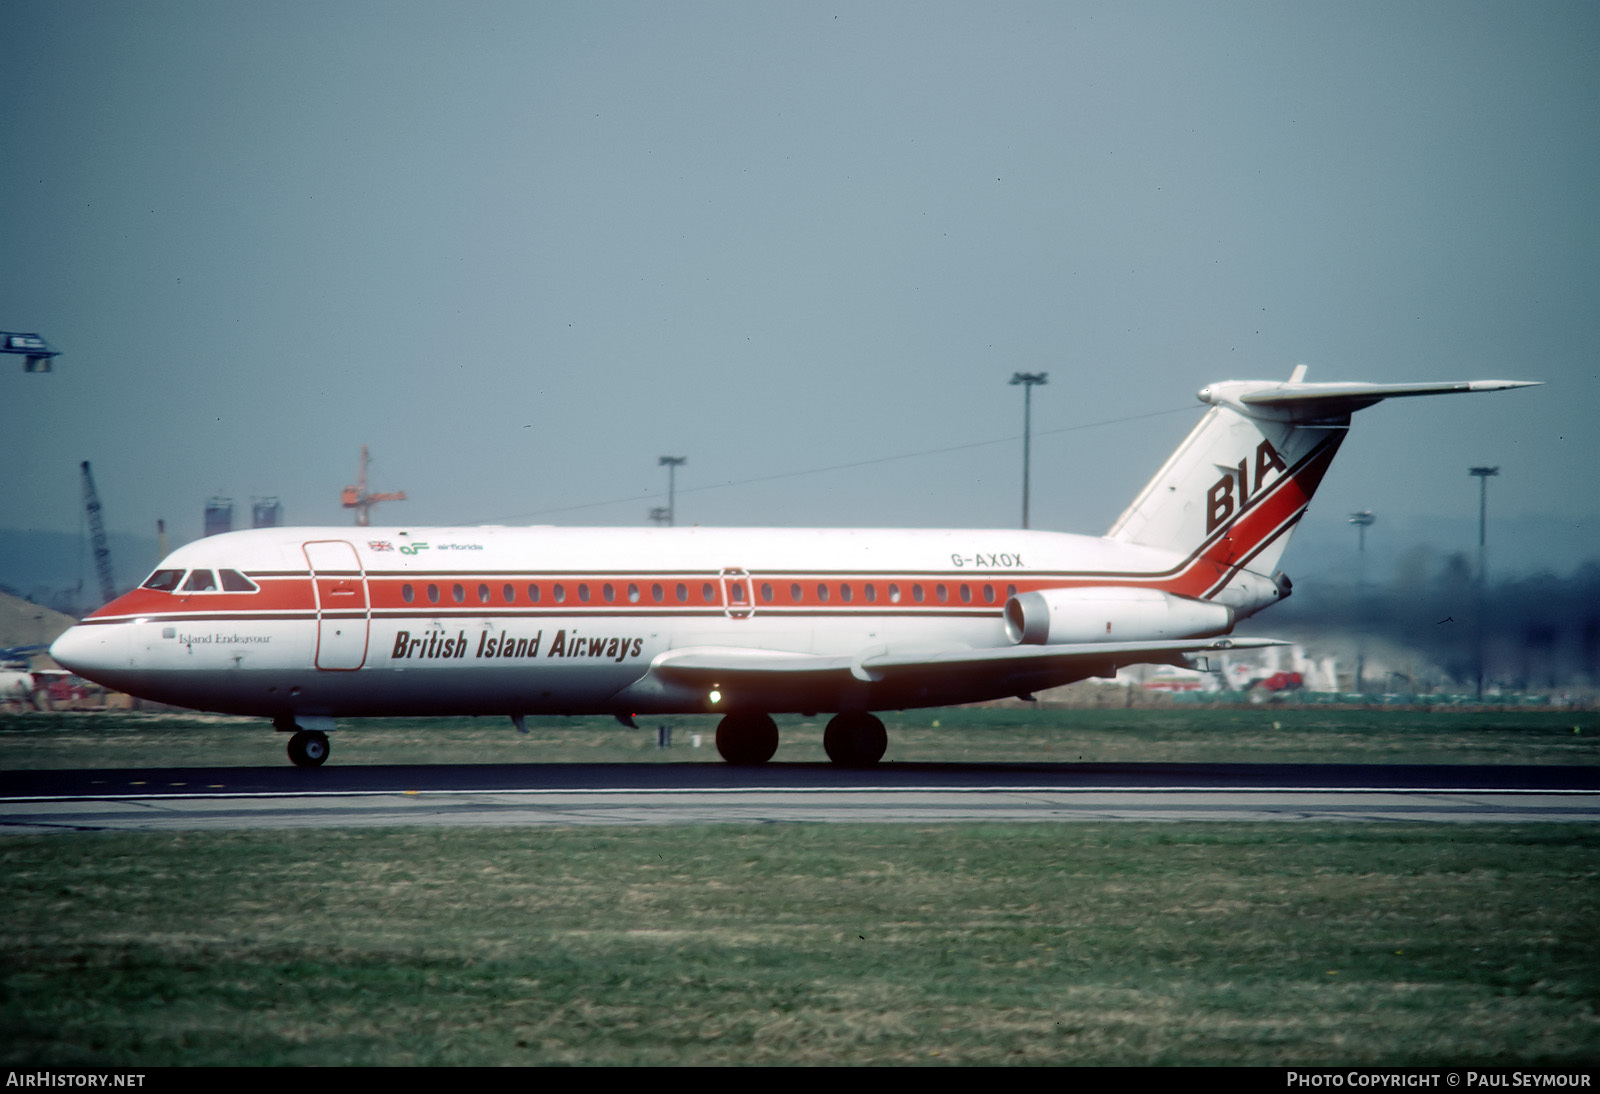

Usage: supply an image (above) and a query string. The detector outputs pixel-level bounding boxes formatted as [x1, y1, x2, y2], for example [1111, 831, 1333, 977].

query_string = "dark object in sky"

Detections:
[2, 332, 60, 372]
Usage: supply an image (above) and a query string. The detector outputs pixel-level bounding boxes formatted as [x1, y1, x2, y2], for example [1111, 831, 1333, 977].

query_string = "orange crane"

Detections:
[340, 446, 406, 526]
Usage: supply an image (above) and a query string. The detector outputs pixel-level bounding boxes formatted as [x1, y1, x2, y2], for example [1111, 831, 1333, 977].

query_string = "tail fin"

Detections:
[1106, 367, 1539, 613]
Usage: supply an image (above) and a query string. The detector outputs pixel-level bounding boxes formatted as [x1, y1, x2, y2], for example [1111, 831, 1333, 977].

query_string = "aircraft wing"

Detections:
[641, 636, 1282, 707]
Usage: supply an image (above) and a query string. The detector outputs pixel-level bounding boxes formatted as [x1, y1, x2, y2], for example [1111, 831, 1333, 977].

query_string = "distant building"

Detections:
[252, 498, 282, 528]
[204, 497, 232, 538]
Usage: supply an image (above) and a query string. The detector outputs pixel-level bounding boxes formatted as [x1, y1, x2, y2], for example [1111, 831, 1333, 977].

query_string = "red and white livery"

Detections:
[50, 369, 1537, 767]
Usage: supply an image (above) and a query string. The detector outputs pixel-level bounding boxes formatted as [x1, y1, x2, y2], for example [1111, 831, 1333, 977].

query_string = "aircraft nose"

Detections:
[49, 624, 124, 682]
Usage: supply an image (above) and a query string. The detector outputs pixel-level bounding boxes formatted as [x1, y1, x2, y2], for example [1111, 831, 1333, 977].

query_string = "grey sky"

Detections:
[3, 2, 1594, 572]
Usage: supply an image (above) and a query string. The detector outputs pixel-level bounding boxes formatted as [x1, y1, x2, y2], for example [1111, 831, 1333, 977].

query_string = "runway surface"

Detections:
[3, 761, 1598, 831]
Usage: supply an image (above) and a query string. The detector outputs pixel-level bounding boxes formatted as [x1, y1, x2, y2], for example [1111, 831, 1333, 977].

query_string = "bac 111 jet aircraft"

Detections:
[50, 368, 1537, 767]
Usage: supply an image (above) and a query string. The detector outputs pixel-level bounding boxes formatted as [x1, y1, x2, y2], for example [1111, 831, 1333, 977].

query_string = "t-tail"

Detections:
[1105, 365, 1540, 618]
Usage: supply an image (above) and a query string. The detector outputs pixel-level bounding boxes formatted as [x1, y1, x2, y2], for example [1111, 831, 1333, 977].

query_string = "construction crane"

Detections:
[340, 446, 406, 526]
[79, 461, 116, 606]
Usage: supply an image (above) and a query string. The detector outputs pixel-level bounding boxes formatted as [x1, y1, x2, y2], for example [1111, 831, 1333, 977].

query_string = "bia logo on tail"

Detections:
[1206, 439, 1288, 534]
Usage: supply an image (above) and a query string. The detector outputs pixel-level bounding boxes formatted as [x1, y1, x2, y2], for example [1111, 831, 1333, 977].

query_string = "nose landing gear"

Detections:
[287, 730, 330, 768]
[275, 715, 334, 768]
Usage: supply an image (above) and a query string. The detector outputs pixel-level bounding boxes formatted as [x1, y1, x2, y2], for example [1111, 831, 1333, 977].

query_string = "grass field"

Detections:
[2, 823, 1597, 1066]
[4, 708, 1597, 1065]
[2, 706, 1599, 769]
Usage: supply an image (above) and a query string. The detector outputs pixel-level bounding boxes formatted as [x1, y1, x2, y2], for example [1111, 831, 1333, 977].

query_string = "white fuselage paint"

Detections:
[51, 524, 1196, 718]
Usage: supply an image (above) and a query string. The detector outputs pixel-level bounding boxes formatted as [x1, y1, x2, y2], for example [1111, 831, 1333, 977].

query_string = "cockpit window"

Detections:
[142, 569, 185, 592]
[182, 570, 218, 592]
[219, 569, 258, 592]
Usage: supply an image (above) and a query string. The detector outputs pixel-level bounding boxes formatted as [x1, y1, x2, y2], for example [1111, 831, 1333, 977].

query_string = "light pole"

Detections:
[1009, 372, 1048, 529]
[1469, 466, 1499, 701]
[657, 456, 686, 527]
[1349, 511, 1375, 695]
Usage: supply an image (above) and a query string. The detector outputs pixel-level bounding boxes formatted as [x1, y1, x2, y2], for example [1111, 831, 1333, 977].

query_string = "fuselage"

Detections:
[46, 371, 1538, 768]
[51, 523, 1227, 719]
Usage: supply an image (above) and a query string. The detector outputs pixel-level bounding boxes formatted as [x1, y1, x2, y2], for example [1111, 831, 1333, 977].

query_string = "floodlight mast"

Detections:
[1469, 466, 1499, 701]
[658, 456, 687, 527]
[1009, 372, 1048, 529]
[1349, 511, 1376, 694]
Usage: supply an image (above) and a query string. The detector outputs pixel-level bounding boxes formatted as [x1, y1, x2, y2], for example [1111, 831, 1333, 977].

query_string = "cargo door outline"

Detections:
[304, 540, 370, 670]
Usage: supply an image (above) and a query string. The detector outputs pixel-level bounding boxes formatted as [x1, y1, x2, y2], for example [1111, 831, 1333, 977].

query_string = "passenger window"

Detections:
[503, 584, 515, 603]
[817, 583, 830, 603]
[553, 584, 566, 603]
[983, 584, 995, 603]
[578, 584, 590, 603]
[702, 583, 715, 603]
[865, 583, 877, 603]
[183, 570, 218, 592]
[730, 583, 746, 604]
[912, 584, 925, 603]
[676, 583, 688, 603]
[478, 583, 491, 604]
[629, 583, 641, 603]
[219, 569, 258, 593]
[452, 583, 465, 604]
[790, 583, 803, 602]
[403, 584, 415, 603]
[888, 583, 901, 604]
[428, 584, 440, 603]
[603, 583, 615, 603]
[840, 583, 853, 603]
[528, 584, 542, 603]
[652, 583, 664, 603]
[142, 569, 185, 592]
[1007, 584, 1017, 598]
[760, 583, 773, 603]
[960, 584, 972, 603]
[936, 583, 948, 603]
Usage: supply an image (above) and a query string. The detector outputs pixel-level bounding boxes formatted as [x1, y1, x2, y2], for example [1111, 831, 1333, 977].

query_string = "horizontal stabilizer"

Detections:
[1204, 378, 1541, 422]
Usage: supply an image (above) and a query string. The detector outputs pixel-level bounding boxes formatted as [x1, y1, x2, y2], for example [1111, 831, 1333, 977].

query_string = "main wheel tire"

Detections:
[824, 712, 887, 767]
[715, 713, 780, 766]
[287, 730, 330, 768]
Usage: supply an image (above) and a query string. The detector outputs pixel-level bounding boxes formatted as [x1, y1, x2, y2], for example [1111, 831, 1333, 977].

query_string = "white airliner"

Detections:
[50, 369, 1537, 768]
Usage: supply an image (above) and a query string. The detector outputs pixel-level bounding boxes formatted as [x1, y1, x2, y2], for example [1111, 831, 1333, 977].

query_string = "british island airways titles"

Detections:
[391, 628, 644, 664]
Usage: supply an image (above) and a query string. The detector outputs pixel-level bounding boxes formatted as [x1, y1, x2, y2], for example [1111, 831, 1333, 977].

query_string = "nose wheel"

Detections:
[287, 730, 330, 768]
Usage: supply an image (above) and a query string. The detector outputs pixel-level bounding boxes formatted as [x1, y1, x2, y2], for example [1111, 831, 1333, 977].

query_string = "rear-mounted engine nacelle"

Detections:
[1005, 586, 1234, 645]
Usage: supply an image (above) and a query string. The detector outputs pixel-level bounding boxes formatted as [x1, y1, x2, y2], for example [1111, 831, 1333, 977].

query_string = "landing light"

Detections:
[708, 689, 722, 705]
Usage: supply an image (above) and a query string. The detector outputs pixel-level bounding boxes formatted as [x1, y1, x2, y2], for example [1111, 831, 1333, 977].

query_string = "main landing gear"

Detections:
[713, 711, 888, 767]
[715, 713, 779, 766]
[822, 712, 888, 768]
